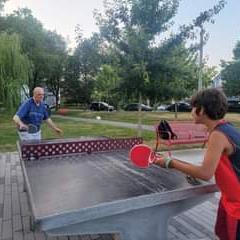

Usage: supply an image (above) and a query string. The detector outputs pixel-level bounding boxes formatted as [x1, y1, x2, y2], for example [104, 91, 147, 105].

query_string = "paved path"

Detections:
[0, 152, 219, 240]
[53, 115, 154, 131]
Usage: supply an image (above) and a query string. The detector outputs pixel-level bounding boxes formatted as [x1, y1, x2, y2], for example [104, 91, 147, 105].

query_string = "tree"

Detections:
[192, 0, 226, 90]
[1, 8, 67, 94]
[43, 31, 67, 109]
[0, 33, 31, 109]
[202, 65, 218, 88]
[147, 42, 199, 103]
[95, 0, 182, 104]
[63, 55, 82, 104]
[233, 41, 240, 60]
[0, 0, 7, 14]
[44, 54, 66, 110]
[0, 8, 45, 89]
[222, 41, 240, 96]
[63, 33, 104, 104]
[94, 0, 227, 105]
[94, 64, 120, 105]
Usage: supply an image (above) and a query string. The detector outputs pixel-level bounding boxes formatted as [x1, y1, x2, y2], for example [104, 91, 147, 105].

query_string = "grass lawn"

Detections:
[56, 109, 240, 127]
[1, 109, 239, 152]
[0, 111, 154, 152]
[55, 109, 193, 125]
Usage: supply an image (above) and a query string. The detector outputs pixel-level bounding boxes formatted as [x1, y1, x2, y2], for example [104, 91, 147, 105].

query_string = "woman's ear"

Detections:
[199, 107, 205, 116]
[195, 106, 204, 116]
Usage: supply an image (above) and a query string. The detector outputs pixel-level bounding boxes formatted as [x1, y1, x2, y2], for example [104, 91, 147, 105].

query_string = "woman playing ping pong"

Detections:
[154, 88, 240, 240]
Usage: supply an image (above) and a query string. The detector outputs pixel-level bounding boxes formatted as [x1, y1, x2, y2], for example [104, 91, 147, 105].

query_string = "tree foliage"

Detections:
[0, 33, 31, 109]
[0, 0, 7, 14]
[63, 33, 104, 104]
[0, 8, 67, 107]
[43, 31, 67, 109]
[222, 41, 240, 96]
[94, 0, 198, 104]
[94, 64, 120, 105]
[92, 0, 226, 105]
[63, 55, 81, 104]
[0, 1, 226, 109]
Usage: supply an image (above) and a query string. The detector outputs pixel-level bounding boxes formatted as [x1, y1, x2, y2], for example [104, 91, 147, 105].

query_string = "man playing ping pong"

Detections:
[13, 87, 63, 141]
[150, 88, 240, 240]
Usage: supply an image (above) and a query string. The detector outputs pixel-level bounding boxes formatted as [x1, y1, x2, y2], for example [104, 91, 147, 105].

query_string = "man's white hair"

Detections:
[33, 87, 44, 95]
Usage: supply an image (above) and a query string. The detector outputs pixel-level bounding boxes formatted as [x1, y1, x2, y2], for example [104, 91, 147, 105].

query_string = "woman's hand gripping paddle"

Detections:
[129, 144, 160, 168]
[129, 144, 202, 185]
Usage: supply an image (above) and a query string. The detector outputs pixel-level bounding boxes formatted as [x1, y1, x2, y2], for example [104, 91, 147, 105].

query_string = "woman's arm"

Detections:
[155, 131, 230, 181]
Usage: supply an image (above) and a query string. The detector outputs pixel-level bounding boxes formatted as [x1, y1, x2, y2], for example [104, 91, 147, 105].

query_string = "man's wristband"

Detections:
[163, 156, 173, 169]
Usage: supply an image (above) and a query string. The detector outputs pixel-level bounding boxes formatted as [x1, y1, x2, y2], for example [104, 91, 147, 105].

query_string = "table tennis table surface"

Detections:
[20, 139, 215, 224]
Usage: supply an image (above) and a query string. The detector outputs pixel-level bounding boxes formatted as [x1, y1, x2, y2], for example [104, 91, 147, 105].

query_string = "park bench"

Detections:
[155, 121, 209, 151]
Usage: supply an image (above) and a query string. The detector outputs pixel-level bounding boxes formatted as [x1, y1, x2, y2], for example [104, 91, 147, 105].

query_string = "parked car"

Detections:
[227, 100, 240, 112]
[156, 104, 170, 112]
[89, 102, 114, 111]
[166, 102, 192, 112]
[124, 103, 152, 111]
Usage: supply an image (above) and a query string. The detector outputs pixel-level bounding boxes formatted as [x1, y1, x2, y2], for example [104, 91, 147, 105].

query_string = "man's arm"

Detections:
[13, 115, 28, 130]
[45, 118, 63, 135]
[13, 100, 31, 130]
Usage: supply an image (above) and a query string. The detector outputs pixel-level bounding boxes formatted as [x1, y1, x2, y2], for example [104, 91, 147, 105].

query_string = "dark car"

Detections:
[166, 102, 192, 112]
[227, 100, 240, 112]
[89, 102, 114, 111]
[124, 103, 152, 111]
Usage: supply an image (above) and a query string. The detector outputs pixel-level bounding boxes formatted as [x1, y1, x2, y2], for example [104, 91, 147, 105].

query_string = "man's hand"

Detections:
[18, 122, 28, 131]
[55, 127, 63, 136]
[46, 118, 63, 136]
[13, 115, 28, 131]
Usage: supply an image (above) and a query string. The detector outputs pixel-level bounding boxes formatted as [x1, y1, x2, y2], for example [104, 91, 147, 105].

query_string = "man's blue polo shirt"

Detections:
[16, 98, 49, 131]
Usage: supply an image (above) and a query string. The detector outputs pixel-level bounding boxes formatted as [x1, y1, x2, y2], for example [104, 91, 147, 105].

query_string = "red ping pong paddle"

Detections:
[129, 144, 161, 168]
[130, 144, 202, 185]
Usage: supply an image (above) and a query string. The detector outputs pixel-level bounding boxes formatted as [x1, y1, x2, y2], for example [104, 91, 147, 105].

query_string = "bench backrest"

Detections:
[170, 122, 208, 139]
[157, 121, 208, 140]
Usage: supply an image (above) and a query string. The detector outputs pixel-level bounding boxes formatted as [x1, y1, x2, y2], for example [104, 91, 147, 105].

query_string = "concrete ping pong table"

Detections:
[17, 137, 218, 240]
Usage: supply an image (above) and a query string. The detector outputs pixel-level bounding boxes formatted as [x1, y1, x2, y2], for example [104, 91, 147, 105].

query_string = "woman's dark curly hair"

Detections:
[191, 88, 228, 120]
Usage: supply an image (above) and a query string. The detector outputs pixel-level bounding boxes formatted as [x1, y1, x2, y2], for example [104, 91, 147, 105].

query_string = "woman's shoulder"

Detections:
[216, 121, 239, 134]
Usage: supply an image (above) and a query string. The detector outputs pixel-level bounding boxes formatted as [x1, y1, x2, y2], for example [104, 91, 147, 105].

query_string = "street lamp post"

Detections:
[198, 24, 204, 91]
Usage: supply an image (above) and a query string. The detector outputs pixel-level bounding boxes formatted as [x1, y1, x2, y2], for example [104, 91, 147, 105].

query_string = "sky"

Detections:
[4, 0, 240, 68]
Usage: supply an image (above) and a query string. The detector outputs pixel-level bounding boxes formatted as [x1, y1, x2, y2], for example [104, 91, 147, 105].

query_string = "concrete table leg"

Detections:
[44, 194, 213, 240]
[119, 217, 168, 240]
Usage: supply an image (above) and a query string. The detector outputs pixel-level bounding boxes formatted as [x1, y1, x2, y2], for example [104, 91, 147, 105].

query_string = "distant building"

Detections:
[20, 84, 30, 103]
[20, 85, 58, 108]
[43, 87, 59, 108]
[211, 73, 223, 89]
[210, 74, 240, 101]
